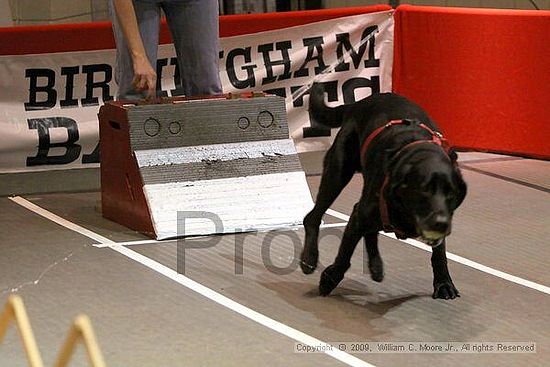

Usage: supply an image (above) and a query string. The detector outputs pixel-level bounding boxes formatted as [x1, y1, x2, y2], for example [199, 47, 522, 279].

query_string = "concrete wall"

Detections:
[7, 0, 549, 25]
[324, 0, 549, 10]
[9, 0, 109, 25]
[1, 0, 12, 26]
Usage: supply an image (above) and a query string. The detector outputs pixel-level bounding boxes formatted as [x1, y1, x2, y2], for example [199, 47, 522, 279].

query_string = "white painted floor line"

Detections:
[326, 209, 352, 222]
[326, 208, 550, 296]
[92, 222, 348, 249]
[9, 196, 375, 367]
[93, 238, 171, 248]
[10, 196, 109, 244]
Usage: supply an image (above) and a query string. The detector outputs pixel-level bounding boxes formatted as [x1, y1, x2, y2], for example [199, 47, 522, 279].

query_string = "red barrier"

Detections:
[393, 5, 550, 159]
[1, 4, 549, 159]
[218, 5, 390, 36]
[0, 5, 390, 55]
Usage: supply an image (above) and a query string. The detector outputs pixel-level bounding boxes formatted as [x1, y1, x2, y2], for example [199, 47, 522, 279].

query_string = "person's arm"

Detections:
[113, 0, 156, 98]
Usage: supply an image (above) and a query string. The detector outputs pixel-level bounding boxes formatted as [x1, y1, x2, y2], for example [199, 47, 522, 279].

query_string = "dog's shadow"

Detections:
[220, 252, 428, 338]
[220, 251, 485, 340]
[271, 278, 426, 339]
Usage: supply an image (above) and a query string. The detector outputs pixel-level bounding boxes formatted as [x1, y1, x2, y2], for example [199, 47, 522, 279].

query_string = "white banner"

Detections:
[220, 10, 394, 152]
[0, 10, 393, 173]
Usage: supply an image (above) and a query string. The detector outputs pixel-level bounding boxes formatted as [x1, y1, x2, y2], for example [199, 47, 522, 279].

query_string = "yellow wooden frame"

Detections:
[55, 314, 106, 367]
[0, 295, 44, 367]
[1, 295, 106, 367]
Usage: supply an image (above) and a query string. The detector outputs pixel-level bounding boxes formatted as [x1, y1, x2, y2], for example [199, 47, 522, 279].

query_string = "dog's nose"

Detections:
[431, 214, 450, 233]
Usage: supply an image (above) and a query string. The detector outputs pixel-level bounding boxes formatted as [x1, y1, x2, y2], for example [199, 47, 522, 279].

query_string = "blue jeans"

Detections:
[109, 0, 222, 99]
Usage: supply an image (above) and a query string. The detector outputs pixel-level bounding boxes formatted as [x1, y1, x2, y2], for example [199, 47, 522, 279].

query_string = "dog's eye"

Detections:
[447, 189, 461, 206]
[437, 179, 454, 196]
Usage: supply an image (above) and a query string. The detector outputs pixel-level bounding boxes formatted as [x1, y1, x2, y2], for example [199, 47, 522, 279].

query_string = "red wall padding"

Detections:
[219, 5, 391, 36]
[393, 5, 550, 159]
[1, 4, 549, 159]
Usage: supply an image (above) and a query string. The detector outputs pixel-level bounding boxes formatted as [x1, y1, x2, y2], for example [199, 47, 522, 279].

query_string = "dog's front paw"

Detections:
[319, 264, 347, 296]
[300, 247, 318, 274]
[433, 281, 460, 300]
[369, 255, 384, 282]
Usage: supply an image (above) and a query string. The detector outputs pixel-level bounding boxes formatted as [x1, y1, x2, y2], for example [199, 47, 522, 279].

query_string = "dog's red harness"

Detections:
[360, 119, 451, 237]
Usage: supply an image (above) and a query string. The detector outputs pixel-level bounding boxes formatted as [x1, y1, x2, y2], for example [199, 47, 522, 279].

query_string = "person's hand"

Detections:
[132, 54, 157, 99]
[113, 0, 157, 99]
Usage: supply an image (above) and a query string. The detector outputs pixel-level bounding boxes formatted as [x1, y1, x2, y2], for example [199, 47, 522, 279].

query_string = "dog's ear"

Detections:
[448, 148, 459, 164]
[387, 162, 413, 201]
[453, 168, 467, 208]
[447, 148, 467, 207]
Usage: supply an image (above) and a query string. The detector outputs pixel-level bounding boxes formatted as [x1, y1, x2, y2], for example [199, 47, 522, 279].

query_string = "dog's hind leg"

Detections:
[431, 240, 460, 299]
[318, 203, 367, 296]
[364, 232, 384, 282]
[301, 134, 359, 275]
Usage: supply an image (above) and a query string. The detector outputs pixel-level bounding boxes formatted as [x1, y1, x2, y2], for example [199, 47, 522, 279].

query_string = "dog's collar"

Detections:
[360, 119, 452, 236]
[360, 119, 451, 165]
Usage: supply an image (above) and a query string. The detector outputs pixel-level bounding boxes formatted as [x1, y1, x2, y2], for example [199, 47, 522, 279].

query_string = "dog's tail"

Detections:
[308, 83, 346, 128]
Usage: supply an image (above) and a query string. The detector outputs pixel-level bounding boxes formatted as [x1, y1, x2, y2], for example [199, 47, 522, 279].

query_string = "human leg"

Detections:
[109, 0, 161, 99]
[162, 0, 222, 96]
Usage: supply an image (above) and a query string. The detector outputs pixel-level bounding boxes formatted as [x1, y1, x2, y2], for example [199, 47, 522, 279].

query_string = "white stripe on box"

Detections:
[135, 139, 298, 167]
[143, 172, 315, 240]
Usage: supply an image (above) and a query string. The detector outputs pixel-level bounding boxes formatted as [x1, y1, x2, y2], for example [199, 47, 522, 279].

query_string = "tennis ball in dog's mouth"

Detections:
[422, 230, 445, 241]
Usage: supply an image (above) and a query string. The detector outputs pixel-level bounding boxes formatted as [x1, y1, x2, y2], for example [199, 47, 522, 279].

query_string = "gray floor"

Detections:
[0, 152, 549, 366]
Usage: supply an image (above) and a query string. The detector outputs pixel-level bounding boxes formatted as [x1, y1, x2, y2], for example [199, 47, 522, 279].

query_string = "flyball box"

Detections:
[98, 93, 314, 240]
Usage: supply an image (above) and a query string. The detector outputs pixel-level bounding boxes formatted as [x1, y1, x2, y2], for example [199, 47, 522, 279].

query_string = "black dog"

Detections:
[301, 83, 467, 300]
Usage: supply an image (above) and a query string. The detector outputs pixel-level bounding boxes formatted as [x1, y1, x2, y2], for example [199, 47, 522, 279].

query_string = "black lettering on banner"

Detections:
[169, 57, 184, 97]
[301, 80, 338, 138]
[157, 57, 184, 97]
[26, 117, 81, 166]
[259, 41, 292, 85]
[290, 85, 309, 108]
[81, 64, 114, 107]
[335, 25, 380, 72]
[293, 37, 328, 78]
[263, 88, 287, 98]
[60, 66, 80, 108]
[24, 68, 57, 111]
[82, 142, 100, 164]
[226, 47, 257, 89]
[342, 76, 380, 104]
[156, 58, 169, 98]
